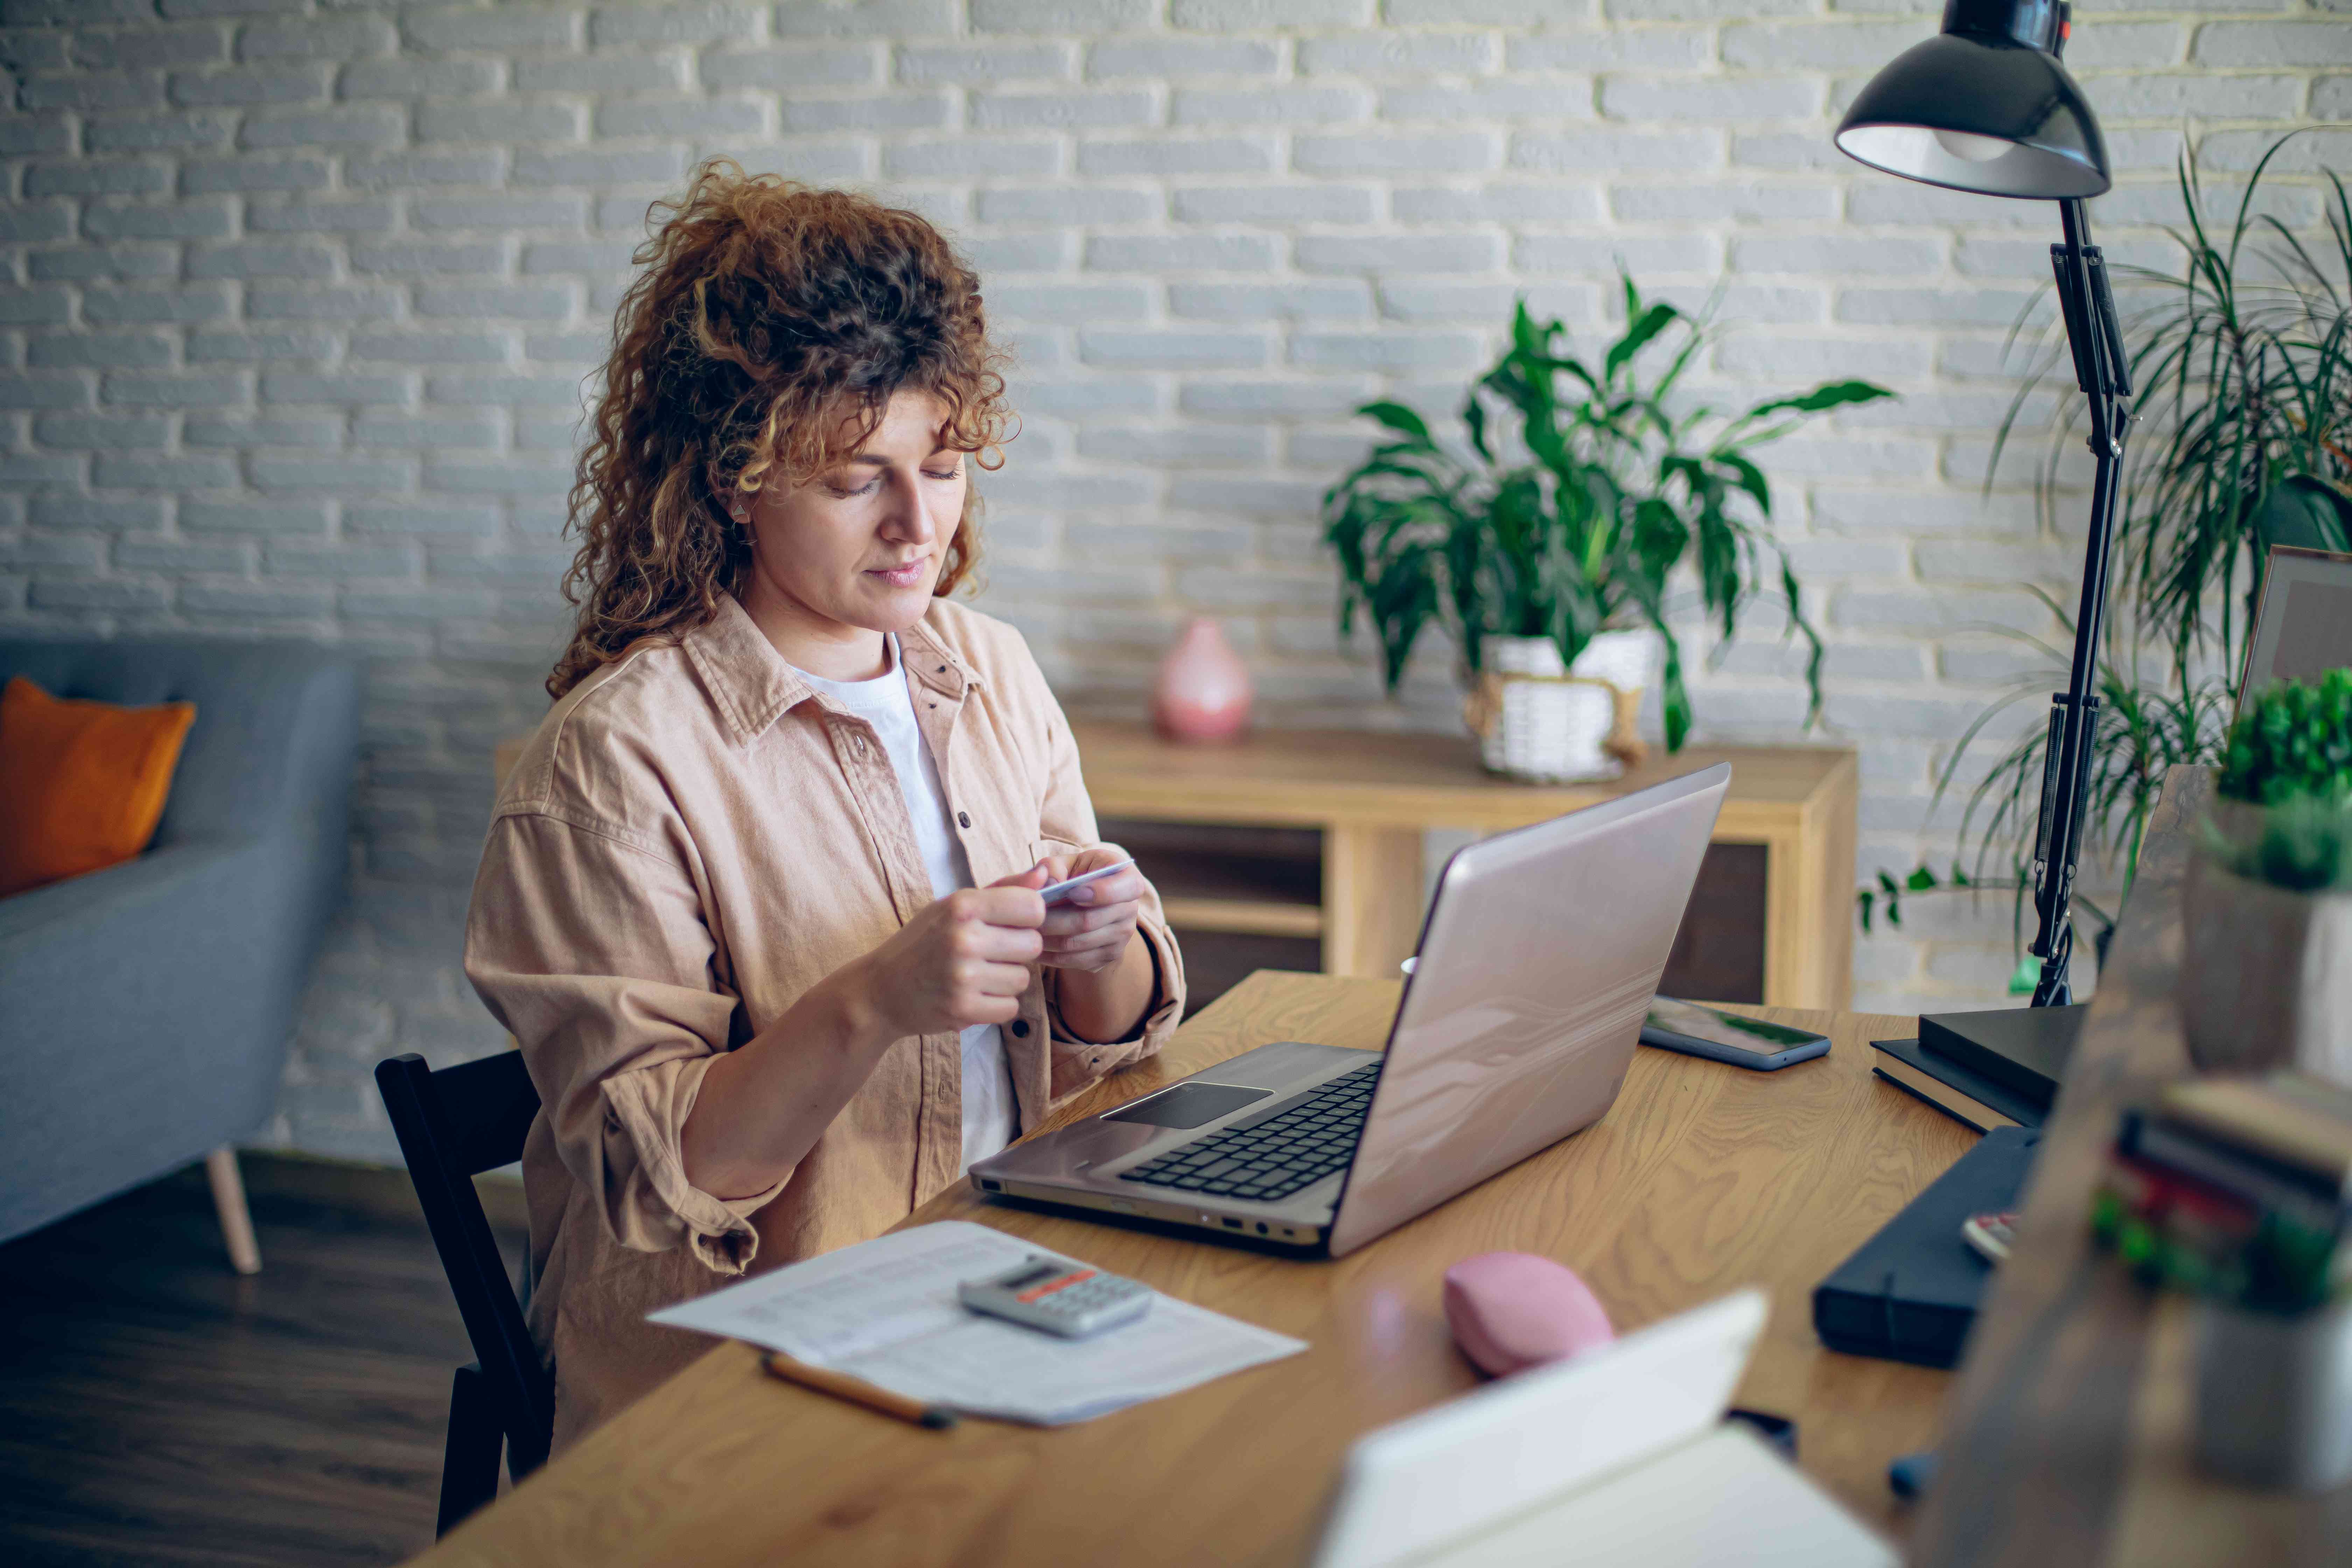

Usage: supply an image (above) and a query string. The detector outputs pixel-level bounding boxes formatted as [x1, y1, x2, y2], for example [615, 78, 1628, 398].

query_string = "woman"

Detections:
[465, 162, 1184, 1449]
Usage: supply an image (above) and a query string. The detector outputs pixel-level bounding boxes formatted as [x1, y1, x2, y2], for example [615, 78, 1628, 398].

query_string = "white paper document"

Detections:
[648, 1220, 1307, 1424]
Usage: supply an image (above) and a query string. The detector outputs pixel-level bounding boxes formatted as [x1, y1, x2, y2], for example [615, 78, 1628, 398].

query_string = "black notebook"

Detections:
[1918, 1004, 2086, 1110]
[1813, 1126, 2042, 1368]
[1871, 1037, 2047, 1134]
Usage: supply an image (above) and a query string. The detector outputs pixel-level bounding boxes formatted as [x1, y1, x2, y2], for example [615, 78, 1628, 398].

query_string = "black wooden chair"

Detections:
[375, 1050, 554, 1536]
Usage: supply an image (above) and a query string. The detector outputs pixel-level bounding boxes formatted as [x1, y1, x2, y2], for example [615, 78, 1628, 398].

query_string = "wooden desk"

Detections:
[417, 972, 1969, 1568]
[1072, 723, 1858, 1009]
[1912, 766, 2352, 1566]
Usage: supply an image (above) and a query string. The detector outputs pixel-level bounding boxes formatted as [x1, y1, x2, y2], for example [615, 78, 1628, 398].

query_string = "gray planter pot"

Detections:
[2177, 854, 2352, 1084]
[2193, 1297, 2352, 1491]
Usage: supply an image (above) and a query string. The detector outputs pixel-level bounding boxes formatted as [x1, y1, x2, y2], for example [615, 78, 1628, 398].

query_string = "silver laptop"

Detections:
[970, 764, 1730, 1256]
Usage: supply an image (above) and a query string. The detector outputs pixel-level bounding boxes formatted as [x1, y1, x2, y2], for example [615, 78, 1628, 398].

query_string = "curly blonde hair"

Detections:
[549, 160, 1012, 698]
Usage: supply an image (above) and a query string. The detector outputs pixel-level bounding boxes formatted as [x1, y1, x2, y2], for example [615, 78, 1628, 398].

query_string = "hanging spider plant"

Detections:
[1991, 132, 2352, 682]
[1866, 131, 2350, 969]
[1323, 281, 1891, 750]
[1858, 589, 2233, 954]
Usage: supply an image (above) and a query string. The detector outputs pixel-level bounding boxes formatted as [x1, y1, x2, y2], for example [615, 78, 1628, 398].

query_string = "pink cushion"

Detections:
[1443, 1252, 1615, 1377]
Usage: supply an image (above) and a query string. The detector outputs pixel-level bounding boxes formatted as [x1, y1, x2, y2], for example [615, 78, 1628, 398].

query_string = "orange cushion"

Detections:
[0, 675, 196, 898]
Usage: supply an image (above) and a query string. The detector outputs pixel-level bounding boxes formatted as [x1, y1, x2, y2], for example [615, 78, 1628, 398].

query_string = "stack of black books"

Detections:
[1868, 1005, 2088, 1134]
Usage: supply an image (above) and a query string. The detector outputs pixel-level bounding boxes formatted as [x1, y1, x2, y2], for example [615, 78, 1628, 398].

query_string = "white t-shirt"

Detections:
[794, 637, 1020, 1173]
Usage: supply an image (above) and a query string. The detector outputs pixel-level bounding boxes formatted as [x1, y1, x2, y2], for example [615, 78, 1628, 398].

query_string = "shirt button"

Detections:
[1010, 1019, 1030, 1038]
[957, 811, 971, 828]
[852, 735, 868, 758]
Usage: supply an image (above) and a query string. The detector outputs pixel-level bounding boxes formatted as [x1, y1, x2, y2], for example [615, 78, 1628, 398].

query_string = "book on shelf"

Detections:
[2157, 1073, 2352, 1193]
[2095, 1102, 2349, 1314]
[2114, 1110, 2340, 1233]
[1868, 1038, 2046, 1135]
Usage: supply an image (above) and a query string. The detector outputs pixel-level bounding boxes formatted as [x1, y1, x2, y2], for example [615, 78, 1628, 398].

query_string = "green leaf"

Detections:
[1715, 451, 1771, 516]
[1604, 302, 1679, 382]
[1905, 867, 1937, 891]
[1857, 889, 1876, 935]
[1655, 626, 1690, 752]
[2007, 955, 2043, 996]
[1736, 380, 1896, 424]
[1463, 394, 1492, 462]
[1355, 399, 1436, 449]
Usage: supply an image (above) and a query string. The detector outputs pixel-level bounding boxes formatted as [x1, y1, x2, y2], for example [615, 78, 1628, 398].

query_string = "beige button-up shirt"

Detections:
[464, 594, 1184, 1449]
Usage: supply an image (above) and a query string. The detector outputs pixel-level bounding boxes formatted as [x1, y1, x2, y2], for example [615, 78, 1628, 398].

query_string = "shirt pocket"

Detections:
[1031, 834, 1089, 873]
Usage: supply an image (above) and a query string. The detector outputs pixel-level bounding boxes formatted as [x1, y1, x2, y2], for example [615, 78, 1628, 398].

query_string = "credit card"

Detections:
[1041, 858, 1135, 905]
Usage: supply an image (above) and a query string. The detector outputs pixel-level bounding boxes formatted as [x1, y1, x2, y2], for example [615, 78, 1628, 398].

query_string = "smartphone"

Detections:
[1040, 858, 1135, 906]
[1640, 997, 1832, 1071]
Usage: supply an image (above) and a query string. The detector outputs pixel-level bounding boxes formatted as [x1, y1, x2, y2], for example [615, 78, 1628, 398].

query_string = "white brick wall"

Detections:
[0, 0, 2339, 1160]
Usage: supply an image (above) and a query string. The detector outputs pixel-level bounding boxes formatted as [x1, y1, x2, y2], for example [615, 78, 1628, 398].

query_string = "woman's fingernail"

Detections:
[1073, 887, 1095, 904]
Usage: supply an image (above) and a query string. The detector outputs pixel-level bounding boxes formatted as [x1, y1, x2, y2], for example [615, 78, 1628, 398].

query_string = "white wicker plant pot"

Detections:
[1465, 631, 1659, 784]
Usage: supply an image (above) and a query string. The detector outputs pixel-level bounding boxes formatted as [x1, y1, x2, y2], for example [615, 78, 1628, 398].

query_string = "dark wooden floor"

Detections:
[0, 1156, 525, 1567]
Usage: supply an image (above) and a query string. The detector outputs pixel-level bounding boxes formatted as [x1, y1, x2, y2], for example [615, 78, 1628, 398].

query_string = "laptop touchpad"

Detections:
[1102, 1083, 1270, 1129]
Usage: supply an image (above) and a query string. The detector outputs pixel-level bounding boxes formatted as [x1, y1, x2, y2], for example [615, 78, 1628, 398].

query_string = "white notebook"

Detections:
[648, 1220, 1304, 1425]
[1311, 1290, 1895, 1568]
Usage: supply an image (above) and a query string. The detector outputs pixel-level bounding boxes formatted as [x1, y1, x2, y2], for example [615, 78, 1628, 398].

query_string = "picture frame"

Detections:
[2234, 543, 2352, 719]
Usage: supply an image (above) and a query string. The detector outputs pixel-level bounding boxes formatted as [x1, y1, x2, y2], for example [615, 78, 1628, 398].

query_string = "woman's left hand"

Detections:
[1034, 844, 1150, 973]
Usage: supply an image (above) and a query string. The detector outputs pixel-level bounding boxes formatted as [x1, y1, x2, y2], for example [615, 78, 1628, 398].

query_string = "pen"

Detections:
[762, 1351, 960, 1430]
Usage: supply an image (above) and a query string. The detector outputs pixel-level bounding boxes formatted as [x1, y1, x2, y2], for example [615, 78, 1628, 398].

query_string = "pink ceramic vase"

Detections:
[1153, 617, 1253, 743]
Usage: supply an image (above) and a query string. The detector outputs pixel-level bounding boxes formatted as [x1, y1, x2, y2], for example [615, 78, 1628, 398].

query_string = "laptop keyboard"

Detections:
[1118, 1062, 1381, 1203]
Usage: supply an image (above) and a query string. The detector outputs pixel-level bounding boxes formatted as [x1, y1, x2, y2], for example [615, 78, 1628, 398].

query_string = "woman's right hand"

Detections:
[851, 868, 1048, 1040]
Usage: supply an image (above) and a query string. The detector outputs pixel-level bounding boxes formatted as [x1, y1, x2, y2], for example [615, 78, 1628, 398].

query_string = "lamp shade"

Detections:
[1835, 0, 2110, 200]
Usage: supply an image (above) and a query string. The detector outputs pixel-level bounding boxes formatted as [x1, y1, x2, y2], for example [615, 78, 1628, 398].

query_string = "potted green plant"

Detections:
[1322, 282, 1890, 781]
[1863, 134, 2352, 979]
[1855, 594, 2228, 976]
[2179, 669, 2352, 1082]
[2099, 139, 2352, 676]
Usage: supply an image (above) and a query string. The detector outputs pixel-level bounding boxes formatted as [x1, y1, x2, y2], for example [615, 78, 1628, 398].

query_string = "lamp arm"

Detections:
[2026, 197, 2133, 1007]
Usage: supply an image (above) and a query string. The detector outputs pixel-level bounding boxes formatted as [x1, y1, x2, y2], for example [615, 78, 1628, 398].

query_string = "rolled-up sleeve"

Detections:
[465, 811, 787, 1275]
[1030, 688, 1186, 1095]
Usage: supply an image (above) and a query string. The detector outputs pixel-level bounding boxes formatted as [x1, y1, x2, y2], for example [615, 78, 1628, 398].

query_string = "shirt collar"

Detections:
[681, 595, 980, 746]
[899, 614, 981, 702]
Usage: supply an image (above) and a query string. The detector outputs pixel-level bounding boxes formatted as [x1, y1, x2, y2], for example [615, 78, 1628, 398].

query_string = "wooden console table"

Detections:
[492, 724, 1859, 1010]
[1073, 723, 1857, 1010]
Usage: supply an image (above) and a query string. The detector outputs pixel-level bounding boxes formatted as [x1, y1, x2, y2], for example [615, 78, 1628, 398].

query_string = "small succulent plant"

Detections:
[2219, 668, 2352, 808]
[2212, 669, 2352, 892]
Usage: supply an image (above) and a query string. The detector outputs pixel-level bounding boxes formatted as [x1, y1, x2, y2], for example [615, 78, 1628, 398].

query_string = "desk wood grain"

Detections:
[418, 972, 1972, 1568]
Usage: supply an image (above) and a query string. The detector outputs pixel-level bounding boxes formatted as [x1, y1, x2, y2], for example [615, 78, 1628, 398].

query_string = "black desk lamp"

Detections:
[1838, 0, 2129, 1013]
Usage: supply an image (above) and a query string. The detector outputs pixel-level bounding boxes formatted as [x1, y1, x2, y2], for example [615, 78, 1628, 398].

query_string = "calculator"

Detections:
[958, 1256, 1155, 1339]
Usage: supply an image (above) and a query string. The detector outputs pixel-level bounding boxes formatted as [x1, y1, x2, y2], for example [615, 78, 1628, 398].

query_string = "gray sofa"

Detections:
[0, 639, 361, 1267]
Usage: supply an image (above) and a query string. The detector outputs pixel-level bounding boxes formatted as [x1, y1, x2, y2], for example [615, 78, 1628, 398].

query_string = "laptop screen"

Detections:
[1325, 765, 1730, 1257]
